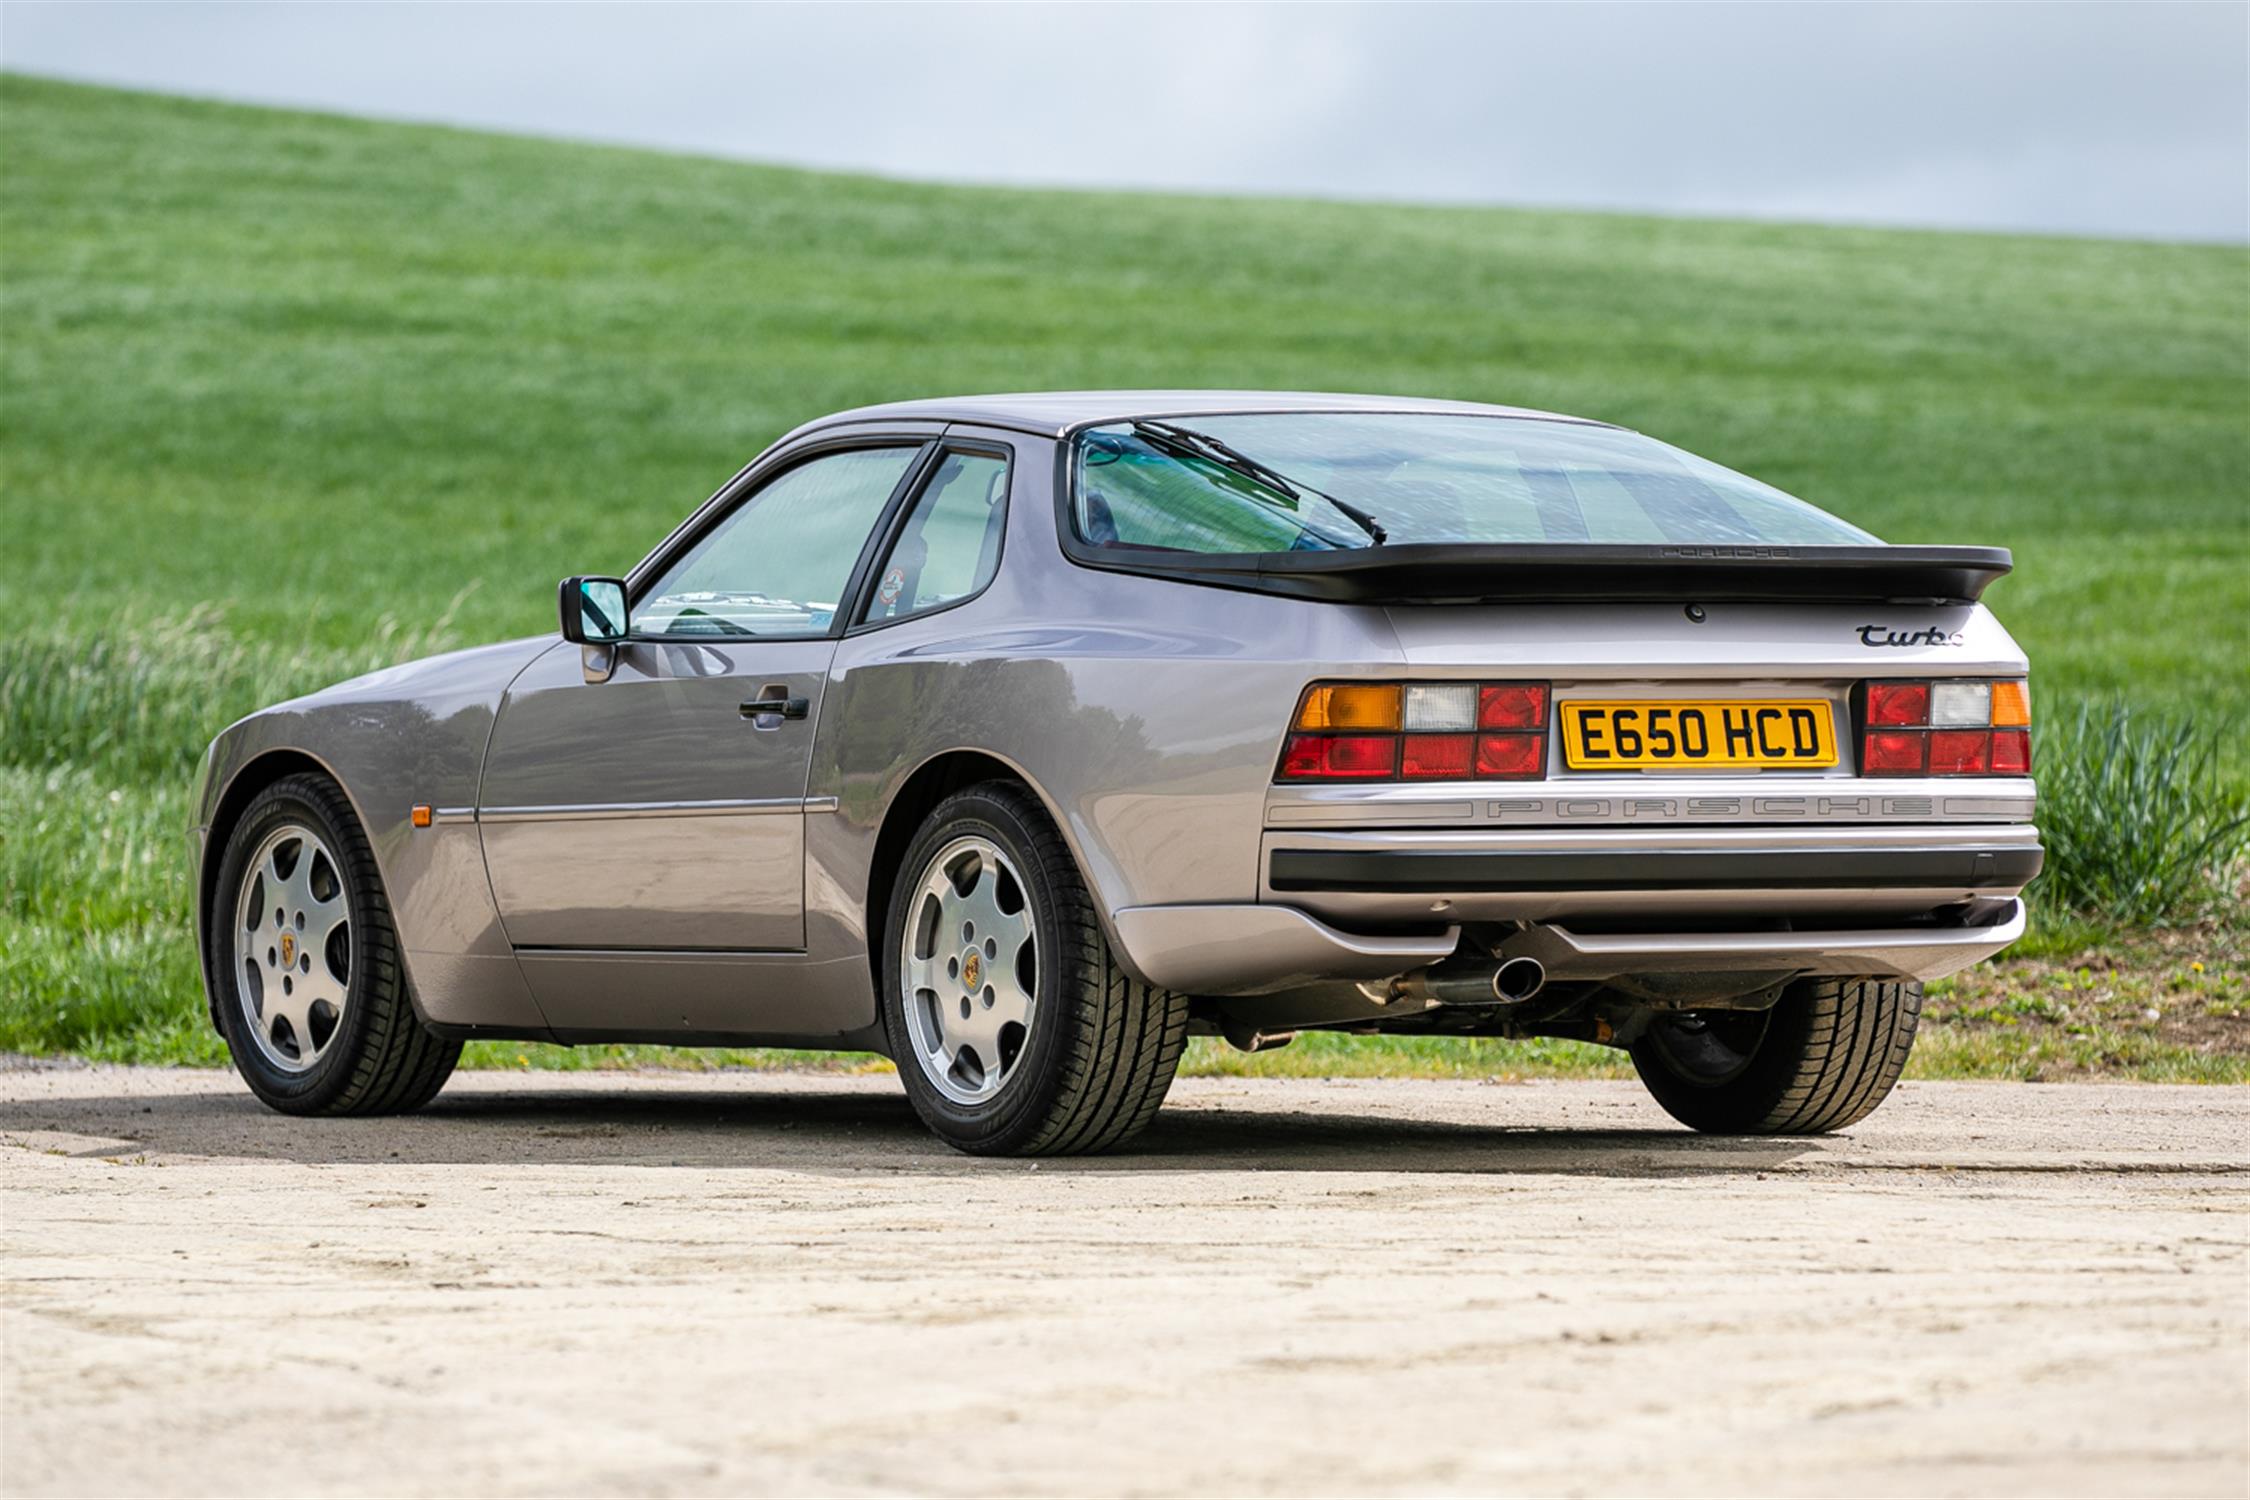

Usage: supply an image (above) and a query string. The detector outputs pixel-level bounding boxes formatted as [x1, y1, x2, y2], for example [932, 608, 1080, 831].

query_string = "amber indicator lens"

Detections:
[1991, 680, 2031, 727]
[1294, 684, 1403, 732]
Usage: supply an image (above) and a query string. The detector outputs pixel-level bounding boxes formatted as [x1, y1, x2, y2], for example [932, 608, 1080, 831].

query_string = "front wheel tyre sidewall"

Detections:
[210, 776, 448, 1114]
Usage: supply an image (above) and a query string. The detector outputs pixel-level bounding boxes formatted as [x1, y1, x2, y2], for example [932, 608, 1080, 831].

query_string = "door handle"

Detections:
[740, 691, 809, 721]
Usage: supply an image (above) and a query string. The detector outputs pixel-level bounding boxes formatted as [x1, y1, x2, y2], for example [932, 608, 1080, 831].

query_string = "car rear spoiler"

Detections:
[1064, 543, 2012, 606]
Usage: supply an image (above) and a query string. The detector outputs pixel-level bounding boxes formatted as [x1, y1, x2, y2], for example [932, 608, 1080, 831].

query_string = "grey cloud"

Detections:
[3, 1, 2243, 241]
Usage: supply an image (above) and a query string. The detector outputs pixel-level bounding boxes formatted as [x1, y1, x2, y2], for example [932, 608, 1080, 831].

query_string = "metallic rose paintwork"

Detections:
[192, 636, 553, 1031]
[478, 637, 834, 951]
[192, 393, 2040, 1049]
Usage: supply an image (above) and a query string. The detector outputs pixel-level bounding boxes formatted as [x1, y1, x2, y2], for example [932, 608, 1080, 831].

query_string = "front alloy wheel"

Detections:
[233, 822, 353, 1072]
[209, 772, 461, 1115]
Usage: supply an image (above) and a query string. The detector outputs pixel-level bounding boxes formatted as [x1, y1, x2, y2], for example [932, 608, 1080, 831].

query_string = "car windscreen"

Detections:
[1071, 413, 1878, 553]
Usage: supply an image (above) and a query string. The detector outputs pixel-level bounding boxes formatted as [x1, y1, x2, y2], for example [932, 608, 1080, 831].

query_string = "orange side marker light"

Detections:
[410, 805, 433, 828]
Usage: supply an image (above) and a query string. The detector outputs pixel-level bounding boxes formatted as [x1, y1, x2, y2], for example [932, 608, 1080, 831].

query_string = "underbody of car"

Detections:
[193, 392, 2039, 1151]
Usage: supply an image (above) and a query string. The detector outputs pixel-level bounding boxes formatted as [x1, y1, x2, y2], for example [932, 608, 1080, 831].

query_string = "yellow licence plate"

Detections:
[1559, 699, 1838, 771]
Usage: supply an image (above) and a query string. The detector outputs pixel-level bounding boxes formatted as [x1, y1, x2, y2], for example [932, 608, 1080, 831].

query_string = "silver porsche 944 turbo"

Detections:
[194, 392, 2039, 1154]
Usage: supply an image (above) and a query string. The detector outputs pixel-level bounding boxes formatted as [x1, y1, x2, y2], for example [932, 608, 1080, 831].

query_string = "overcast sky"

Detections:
[6, 2, 2245, 242]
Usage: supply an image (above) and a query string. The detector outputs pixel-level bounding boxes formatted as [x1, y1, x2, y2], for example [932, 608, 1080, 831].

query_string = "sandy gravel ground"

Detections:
[2, 1067, 2244, 1498]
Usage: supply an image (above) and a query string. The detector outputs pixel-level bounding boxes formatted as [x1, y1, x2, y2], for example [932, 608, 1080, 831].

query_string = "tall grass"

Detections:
[0, 602, 471, 782]
[0, 615, 462, 1057]
[2035, 704, 2250, 924]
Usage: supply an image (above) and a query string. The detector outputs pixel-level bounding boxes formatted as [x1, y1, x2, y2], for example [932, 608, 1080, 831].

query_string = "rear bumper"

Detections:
[1110, 822, 2040, 995]
[1269, 842, 2043, 894]
[1111, 896, 2027, 995]
[1257, 822, 2042, 925]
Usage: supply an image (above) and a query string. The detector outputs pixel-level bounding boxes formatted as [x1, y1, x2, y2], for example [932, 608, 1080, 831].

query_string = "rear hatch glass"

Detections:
[1073, 413, 1877, 553]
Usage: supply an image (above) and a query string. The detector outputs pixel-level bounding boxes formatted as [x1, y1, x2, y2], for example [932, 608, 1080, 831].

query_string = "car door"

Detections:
[478, 441, 929, 952]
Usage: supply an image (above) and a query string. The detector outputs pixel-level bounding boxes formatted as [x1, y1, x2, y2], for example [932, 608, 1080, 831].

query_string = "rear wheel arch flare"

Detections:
[867, 752, 1023, 980]
[866, 750, 1096, 991]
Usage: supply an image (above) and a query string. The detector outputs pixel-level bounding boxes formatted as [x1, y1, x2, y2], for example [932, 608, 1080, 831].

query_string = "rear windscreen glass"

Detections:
[1071, 413, 1877, 553]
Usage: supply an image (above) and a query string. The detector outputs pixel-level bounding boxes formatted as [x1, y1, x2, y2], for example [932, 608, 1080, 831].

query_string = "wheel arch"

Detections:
[196, 747, 357, 1029]
[863, 748, 1095, 998]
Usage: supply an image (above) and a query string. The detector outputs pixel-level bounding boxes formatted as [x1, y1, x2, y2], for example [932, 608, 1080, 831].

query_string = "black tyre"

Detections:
[1630, 976, 1922, 1135]
[209, 772, 460, 1115]
[879, 781, 1189, 1156]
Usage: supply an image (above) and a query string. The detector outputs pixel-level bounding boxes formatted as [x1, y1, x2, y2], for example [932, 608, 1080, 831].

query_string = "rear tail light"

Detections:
[1280, 734, 1397, 780]
[1281, 681, 1550, 782]
[1478, 684, 1548, 730]
[1399, 733, 1474, 779]
[1866, 681, 1929, 727]
[1863, 730, 1927, 774]
[1860, 679, 2031, 776]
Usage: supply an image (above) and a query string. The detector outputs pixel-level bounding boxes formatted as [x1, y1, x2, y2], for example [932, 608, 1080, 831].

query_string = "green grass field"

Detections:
[2, 75, 2245, 1077]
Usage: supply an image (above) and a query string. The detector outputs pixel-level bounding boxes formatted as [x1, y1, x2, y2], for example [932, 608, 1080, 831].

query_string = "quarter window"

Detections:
[860, 451, 1009, 625]
[636, 446, 919, 638]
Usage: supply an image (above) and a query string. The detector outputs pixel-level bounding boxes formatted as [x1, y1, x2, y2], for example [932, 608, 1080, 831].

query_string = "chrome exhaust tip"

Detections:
[1495, 955, 1547, 1003]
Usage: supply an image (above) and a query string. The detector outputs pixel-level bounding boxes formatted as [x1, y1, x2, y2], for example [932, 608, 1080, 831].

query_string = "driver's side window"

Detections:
[636, 446, 919, 638]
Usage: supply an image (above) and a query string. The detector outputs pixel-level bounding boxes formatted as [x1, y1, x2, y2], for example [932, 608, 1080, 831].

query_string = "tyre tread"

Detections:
[1634, 976, 1921, 1136]
[218, 773, 460, 1117]
[889, 782, 1187, 1157]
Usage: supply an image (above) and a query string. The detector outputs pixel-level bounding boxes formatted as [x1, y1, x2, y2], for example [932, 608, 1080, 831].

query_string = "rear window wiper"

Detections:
[1131, 419, 1388, 546]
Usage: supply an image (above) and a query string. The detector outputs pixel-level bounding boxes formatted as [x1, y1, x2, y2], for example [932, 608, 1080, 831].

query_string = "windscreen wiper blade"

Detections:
[1131, 419, 1387, 545]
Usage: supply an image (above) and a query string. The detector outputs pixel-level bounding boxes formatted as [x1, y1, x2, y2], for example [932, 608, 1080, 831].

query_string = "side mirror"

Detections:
[558, 576, 629, 644]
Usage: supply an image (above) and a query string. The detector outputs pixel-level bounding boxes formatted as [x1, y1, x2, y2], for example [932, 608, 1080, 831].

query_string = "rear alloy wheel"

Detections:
[881, 782, 1189, 1156]
[210, 773, 460, 1115]
[1631, 976, 1923, 1134]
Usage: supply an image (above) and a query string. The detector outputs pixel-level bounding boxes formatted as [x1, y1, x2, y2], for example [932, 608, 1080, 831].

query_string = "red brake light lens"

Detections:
[1281, 733, 1398, 780]
[1928, 729, 1990, 775]
[1475, 733, 1544, 778]
[1478, 684, 1549, 730]
[1400, 734, 1475, 779]
[1867, 682, 1929, 727]
[1863, 730, 1928, 774]
[1991, 729, 2031, 774]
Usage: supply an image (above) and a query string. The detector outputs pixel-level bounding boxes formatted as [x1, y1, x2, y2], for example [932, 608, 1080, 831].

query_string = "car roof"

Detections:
[783, 391, 1618, 442]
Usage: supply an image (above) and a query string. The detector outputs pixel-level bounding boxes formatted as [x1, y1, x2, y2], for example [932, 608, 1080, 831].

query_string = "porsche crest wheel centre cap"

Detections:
[901, 835, 1038, 1106]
